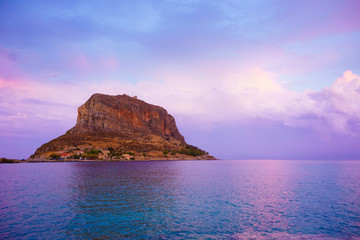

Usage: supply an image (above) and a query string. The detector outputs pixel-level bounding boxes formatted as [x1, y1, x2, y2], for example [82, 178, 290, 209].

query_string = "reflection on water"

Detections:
[1, 160, 360, 239]
[66, 162, 183, 238]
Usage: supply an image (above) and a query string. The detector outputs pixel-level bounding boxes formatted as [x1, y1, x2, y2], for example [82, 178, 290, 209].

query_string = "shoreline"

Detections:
[27, 156, 218, 163]
[1, 156, 218, 163]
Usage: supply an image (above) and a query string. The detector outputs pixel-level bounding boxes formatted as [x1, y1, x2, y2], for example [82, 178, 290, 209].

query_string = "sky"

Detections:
[1, 0, 360, 160]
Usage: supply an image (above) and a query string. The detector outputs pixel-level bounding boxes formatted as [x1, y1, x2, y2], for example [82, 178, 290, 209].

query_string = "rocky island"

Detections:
[30, 93, 215, 161]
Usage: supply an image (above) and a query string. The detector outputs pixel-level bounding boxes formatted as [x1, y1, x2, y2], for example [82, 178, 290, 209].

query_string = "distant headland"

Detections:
[28, 93, 215, 161]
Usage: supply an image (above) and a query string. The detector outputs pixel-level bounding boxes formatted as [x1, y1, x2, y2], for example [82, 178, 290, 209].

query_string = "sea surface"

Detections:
[1, 160, 360, 239]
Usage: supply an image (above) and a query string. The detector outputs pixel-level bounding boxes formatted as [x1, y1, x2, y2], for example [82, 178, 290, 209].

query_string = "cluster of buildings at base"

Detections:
[52, 149, 135, 161]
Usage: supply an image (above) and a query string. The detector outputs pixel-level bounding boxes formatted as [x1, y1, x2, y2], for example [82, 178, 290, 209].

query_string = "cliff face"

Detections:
[67, 93, 185, 142]
[31, 93, 214, 160]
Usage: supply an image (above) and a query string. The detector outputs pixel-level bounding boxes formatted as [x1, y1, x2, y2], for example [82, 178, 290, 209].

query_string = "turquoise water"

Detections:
[1, 160, 360, 239]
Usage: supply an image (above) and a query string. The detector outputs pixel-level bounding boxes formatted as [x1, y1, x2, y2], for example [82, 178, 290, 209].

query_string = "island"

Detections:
[29, 93, 215, 161]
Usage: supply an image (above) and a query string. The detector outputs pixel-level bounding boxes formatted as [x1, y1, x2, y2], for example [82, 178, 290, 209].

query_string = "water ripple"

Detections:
[1, 160, 360, 239]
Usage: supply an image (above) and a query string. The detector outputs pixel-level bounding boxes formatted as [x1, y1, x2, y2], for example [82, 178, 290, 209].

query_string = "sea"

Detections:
[1, 160, 360, 239]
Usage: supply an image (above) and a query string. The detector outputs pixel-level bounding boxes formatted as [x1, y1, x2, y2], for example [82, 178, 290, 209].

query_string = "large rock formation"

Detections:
[67, 93, 185, 142]
[30, 93, 214, 161]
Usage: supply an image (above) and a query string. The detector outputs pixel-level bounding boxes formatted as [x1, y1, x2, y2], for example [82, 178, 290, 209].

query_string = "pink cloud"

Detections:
[311, 71, 360, 133]
[0, 77, 22, 89]
[126, 68, 360, 135]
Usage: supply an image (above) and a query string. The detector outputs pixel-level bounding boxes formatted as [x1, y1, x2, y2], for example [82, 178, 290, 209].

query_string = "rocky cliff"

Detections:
[67, 93, 185, 142]
[30, 94, 214, 161]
